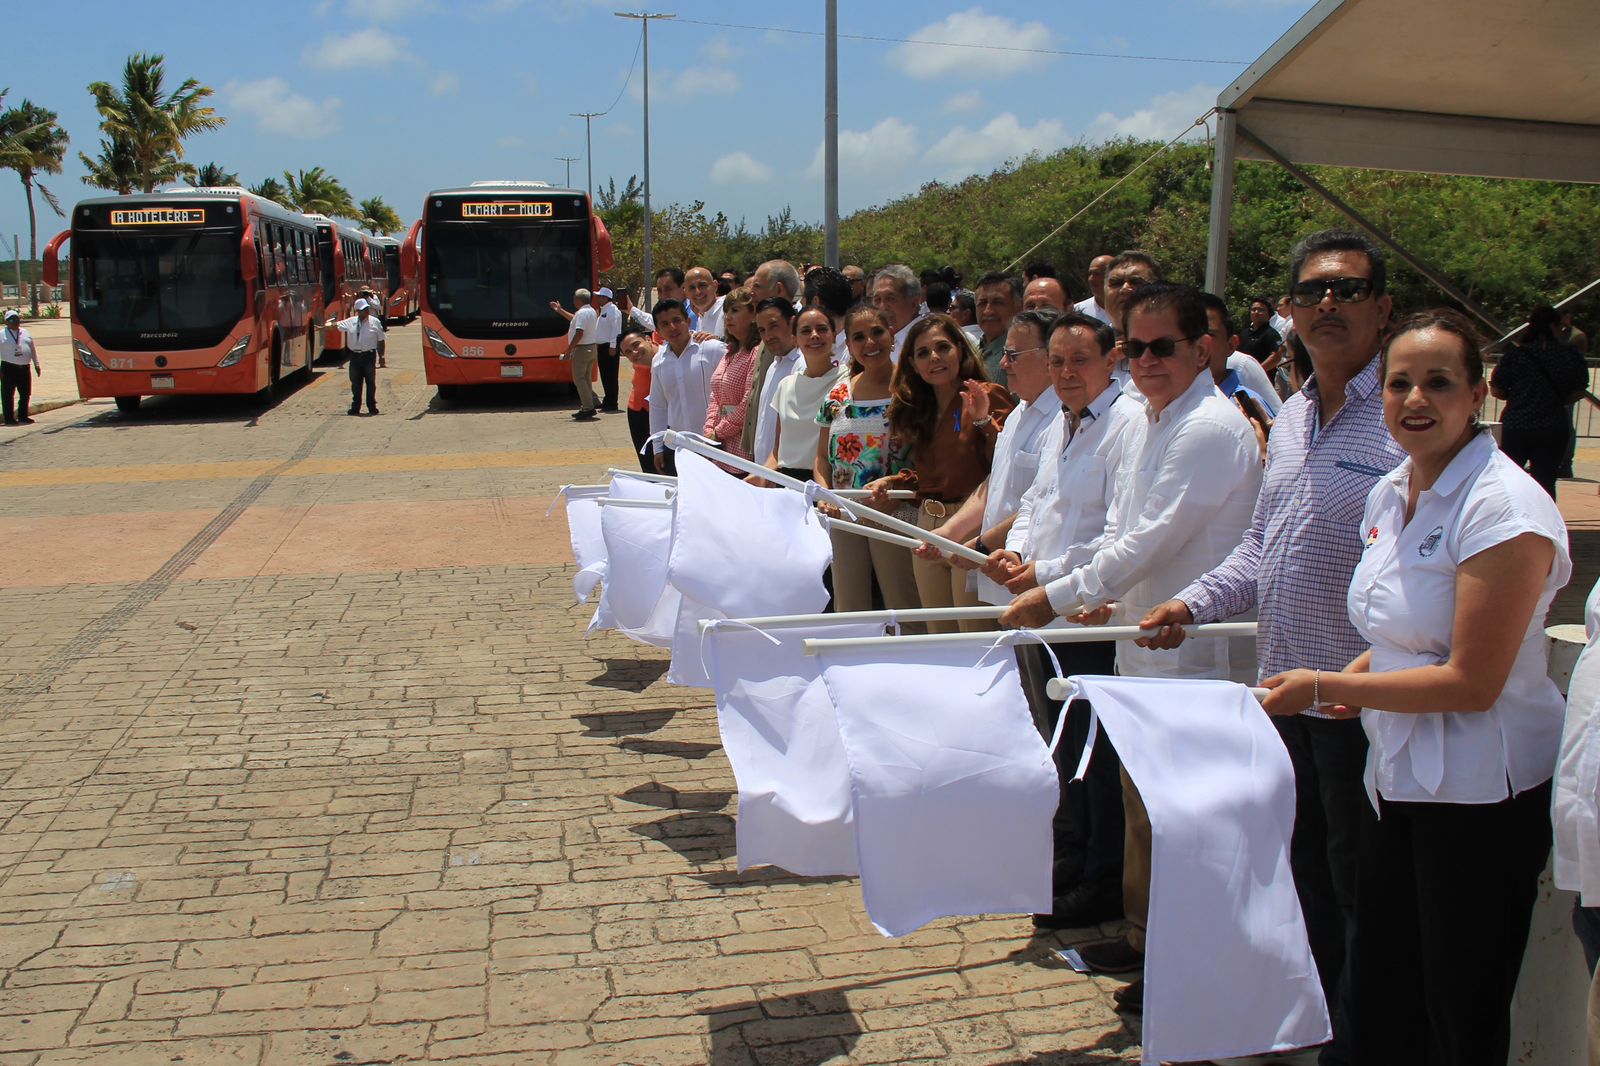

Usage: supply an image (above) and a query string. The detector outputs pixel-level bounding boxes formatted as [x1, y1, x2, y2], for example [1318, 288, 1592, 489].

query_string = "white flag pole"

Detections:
[802, 622, 1259, 656]
[1047, 676, 1273, 703]
[823, 517, 923, 551]
[701, 604, 1010, 633]
[596, 498, 674, 510]
[662, 430, 989, 564]
[607, 467, 678, 483]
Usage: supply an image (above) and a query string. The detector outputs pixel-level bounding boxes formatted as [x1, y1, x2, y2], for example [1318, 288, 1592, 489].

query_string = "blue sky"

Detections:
[1, 0, 1312, 245]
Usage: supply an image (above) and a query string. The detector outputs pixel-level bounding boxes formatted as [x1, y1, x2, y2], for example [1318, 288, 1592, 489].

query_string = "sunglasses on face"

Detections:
[1001, 345, 1043, 363]
[1289, 276, 1374, 306]
[1123, 335, 1198, 360]
[1107, 274, 1151, 290]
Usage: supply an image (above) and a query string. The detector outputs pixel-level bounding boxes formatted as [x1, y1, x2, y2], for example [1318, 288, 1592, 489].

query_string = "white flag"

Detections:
[593, 480, 679, 647]
[1067, 675, 1330, 1065]
[556, 485, 610, 603]
[703, 620, 887, 877]
[817, 639, 1057, 936]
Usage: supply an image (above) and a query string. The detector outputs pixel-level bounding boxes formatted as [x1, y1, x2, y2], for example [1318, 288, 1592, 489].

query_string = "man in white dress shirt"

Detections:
[872, 264, 923, 363]
[0, 309, 41, 425]
[591, 287, 623, 413]
[1002, 284, 1262, 1010]
[1073, 254, 1115, 327]
[684, 267, 725, 340]
[338, 298, 386, 416]
[738, 260, 804, 459]
[647, 299, 726, 475]
[560, 287, 600, 421]
[748, 298, 801, 473]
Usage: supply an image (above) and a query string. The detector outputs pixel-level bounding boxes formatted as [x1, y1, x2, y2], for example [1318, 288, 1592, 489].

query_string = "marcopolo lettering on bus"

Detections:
[110, 208, 206, 226]
[460, 201, 552, 219]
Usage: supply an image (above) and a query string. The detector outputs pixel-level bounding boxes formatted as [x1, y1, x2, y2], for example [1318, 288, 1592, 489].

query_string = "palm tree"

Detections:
[0, 96, 70, 316]
[358, 196, 403, 235]
[248, 177, 291, 207]
[87, 53, 225, 193]
[79, 137, 140, 194]
[188, 161, 238, 188]
[283, 167, 357, 219]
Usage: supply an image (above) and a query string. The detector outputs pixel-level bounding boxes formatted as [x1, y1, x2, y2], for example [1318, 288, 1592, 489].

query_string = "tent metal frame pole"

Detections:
[1204, 109, 1238, 296]
[1237, 123, 1506, 337]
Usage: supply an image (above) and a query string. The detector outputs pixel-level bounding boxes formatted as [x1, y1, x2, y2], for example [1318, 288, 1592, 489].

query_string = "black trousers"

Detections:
[1, 361, 32, 422]
[347, 351, 378, 410]
[1273, 713, 1368, 1066]
[1015, 640, 1123, 896]
[596, 342, 619, 409]
[1352, 780, 1552, 1066]
[626, 407, 653, 473]
[1501, 424, 1565, 498]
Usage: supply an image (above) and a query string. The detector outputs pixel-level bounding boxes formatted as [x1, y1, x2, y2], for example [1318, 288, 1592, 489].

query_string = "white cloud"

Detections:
[495, 135, 524, 149]
[701, 36, 734, 63]
[225, 78, 342, 139]
[710, 152, 774, 185]
[891, 8, 1052, 80]
[943, 90, 983, 115]
[806, 117, 919, 179]
[1085, 84, 1220, 141]
[924, 113, 1066, 179]
[347, 0, 432, 16]
[303, 27, 410, 69]
[431, 72, 460, 96]
[631, 66, 740, 102]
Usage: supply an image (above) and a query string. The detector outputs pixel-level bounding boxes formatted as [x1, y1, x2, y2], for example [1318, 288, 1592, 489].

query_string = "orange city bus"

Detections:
[402, 180, 613, 402]
[373, 236, 417, 324]
[42, 187, 325, 413]
[307, 213, 375, 354]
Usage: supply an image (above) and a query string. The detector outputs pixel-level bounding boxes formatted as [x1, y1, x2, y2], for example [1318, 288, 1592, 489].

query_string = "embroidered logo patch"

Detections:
[1418, 525, 1444, 557]
[1365, 526, 1379, 547]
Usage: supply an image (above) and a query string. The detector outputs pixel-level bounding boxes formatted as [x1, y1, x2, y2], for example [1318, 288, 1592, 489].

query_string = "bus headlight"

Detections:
[424, 327, 457, 358]
[217, 336, 250, 368]
[75, 342, 107, 371]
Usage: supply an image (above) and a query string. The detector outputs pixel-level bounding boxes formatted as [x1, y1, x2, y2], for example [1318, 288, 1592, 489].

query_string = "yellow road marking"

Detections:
[0, 449, 626, 489]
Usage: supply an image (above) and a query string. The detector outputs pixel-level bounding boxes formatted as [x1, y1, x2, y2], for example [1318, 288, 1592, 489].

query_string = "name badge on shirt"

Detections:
[1417, 525, 1444, 557]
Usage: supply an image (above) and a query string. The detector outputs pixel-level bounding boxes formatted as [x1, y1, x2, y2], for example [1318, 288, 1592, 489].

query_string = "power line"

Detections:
[595, 23, 646, 117]
[669, 17, 1246, 66]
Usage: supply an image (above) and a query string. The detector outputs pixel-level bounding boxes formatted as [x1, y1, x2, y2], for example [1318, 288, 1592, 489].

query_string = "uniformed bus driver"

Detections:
[340, 298, 386, 416]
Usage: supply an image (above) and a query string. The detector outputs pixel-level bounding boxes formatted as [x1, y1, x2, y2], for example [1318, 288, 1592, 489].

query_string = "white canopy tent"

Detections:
[1204, 0, 1600, 331]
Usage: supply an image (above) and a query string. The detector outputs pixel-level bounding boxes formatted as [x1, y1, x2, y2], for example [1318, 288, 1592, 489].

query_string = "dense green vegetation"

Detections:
[598, 139, 1600, 329]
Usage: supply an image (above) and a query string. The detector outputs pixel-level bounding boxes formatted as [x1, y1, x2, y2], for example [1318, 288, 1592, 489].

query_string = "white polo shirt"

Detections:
[973, 393, 1056, 605]
[753, 346, 801, 468]
[0, 325, 38, 366]
[1073, 297, 1113, 327]
[592, 302, 622, 346]
[338, 314, 385, 353]
[647, 338, 726, 454]
[1350, 431, 1570, 808]
[567, 305, 598, 346]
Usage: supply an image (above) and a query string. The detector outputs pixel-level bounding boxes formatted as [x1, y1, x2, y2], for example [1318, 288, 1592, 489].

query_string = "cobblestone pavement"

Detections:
[0, 326, 1147, 1065]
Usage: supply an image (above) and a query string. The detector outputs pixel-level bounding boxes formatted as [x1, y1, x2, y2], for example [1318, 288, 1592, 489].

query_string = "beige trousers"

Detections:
[829, 518, 925, 634]
[569, 343, 598, 411]
[911, 500, 992, 634]
[1120, 766, 1151, 953]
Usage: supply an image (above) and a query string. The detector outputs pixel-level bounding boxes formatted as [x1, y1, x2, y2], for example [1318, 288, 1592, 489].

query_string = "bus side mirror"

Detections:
[41, 229, 70, 289]
[593, 214, 614, 273]
[240, 224, 259, 284]
[401, 219, 421, 281]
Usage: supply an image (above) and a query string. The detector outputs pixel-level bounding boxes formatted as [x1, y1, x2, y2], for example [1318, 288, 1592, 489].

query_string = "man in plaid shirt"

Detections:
[1138, 230, 1402, 1064]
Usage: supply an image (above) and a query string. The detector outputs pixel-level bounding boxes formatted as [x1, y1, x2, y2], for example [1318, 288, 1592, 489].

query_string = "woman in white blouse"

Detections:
[1262, 309, 1571, 1066]
[755, 306, 846, 484]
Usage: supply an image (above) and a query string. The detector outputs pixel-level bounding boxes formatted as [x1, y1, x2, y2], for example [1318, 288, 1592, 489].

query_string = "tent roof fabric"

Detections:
[1218, 0, 1600, 183]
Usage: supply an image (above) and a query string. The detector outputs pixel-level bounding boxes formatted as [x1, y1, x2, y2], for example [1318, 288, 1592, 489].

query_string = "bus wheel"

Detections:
[114, 396, 141, 414]
[437, 384, 460, 405]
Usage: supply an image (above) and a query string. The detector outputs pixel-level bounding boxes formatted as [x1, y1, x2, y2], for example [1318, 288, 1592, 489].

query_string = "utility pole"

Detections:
[556, 156, 580, 188]
[571, 111, 602, 203]
[615, 11, 674, 291]
[824, 0, 839, 269]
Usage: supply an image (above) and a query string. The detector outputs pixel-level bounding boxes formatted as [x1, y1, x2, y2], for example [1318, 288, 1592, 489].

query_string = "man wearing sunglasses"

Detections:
[1001, 284, 1262, 1012]
[1137, 230, 1401, 1063]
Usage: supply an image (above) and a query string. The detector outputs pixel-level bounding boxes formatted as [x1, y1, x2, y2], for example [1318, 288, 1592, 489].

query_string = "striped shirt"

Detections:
[1178, 354, 1405, 712]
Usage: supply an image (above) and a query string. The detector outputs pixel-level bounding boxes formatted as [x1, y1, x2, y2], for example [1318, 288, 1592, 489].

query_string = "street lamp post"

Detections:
[557, 156, 580, 188]
[615, 11, 674, 292]
[824, 0, 839, 269]
[572, 111, 601, 203]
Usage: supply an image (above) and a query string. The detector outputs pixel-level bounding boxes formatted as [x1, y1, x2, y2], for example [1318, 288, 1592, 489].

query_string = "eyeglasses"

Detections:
[1289, 276, 1375, 307]
[1001, 345, 1043, 363]
[1107, 274, 1151, 290]
[1123, 335, 1198, 360]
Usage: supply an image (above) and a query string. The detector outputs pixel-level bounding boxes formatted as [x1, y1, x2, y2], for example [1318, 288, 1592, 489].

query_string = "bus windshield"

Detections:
[73, 230, 245, 351]
[424, 220, 589, 339]
[384, 247, 402, 295]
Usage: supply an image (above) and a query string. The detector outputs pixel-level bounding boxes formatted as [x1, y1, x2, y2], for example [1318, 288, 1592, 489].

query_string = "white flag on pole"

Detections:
[703, 620, 887, 877]
[555, 485, 610, 603]
[816, 639, 1057, 936]
[1067, 675, 1329, 1066]
[592, 479, 679, 647]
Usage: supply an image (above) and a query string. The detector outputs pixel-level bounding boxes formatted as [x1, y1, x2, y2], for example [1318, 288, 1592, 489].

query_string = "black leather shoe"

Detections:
[368, 407, 380, 415]
[572, 409, 597, 421]
[1112, 977, 1143, 1014]
[18, 417, 34, 424]
[347, 406, 360, 415]
[1033, 880, 1124, 929]
[1074, 936, 1145, 975]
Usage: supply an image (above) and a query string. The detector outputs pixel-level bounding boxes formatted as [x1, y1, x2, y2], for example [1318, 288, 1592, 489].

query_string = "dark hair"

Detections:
[1010, 308, 1060, 345]
[716, 277, 733, 297]
[1122, 282, 1209, 342]
[951, 291, 977, 320]
[720, 288, 760, 352]
[654, 267, 685, 286]
[795, 305, 835, 341]
[920, 268, 943, 288]
[1197, 292, 1234, 338]
[1289, 229, 1387, 296]
[1023, 260, 1057, 281]
[1381, 308, 1486, 386]
[940, 265, 962, 289]
[1108, 250, 1162, 281]
[925, 281, 952, 313]
[975, 271, 1023, 302]
[755, 296, 798, 324]
[1249, 296, 1274, 312]
[651, 298, 688, 321]
[1290, 333, 1313, 385]
[718, 267, 743, 283]
[888, 313, 989, 446]
[803, 266, 853, 321]
[1526, 305, 1561, 343]
[1049, 311, 1117, 354]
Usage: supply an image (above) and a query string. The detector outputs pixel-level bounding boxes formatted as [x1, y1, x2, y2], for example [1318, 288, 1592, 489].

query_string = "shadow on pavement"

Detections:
[60, 369, 325, 428]
[573, 707, 678, 737]
[587, 658, 670, 692]
[617, 781, 732, 810]
[705, 987, 861, 1065]
[629, 810, 736, 863]
[616, 738, 721, 760]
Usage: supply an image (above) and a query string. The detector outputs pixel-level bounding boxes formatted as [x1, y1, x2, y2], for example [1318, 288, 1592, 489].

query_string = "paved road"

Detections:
[0, 323, 1143, 1065]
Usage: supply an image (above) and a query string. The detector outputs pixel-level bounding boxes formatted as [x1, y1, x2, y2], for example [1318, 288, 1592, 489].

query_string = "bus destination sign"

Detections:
[461, 201, 552, 219]
[110, 208, 206, 226]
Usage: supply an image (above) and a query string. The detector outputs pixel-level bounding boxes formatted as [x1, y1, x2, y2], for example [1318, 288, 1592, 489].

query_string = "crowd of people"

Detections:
[568, 230, 1596, 1065]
